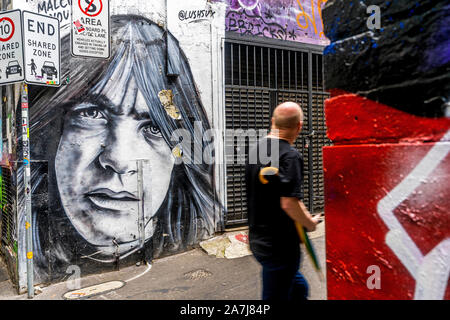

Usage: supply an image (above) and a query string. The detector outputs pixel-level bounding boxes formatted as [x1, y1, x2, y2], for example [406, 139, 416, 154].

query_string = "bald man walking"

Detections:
[245, 102, 320, 301]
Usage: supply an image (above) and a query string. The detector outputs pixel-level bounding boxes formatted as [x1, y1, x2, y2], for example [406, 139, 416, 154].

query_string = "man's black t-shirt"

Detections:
[245, 137, 304, 261]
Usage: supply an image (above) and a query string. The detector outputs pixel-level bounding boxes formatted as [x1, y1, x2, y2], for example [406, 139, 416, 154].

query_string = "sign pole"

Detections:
[136, 159, 145, 262]
[21, 82, 33, 299]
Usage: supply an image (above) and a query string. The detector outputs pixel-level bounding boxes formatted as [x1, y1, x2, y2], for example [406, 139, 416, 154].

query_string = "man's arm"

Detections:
[280, 197, 320, 232]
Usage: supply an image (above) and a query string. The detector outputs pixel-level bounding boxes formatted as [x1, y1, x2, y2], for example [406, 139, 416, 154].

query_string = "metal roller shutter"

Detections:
[224, 39, 331, 226]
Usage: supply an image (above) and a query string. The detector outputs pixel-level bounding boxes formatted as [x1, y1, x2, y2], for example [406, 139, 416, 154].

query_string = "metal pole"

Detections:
[307, 51, 314, 213]
[21, 83, 33, 299]
[0, 88, 3, 157]
[136, 159, 145, 262]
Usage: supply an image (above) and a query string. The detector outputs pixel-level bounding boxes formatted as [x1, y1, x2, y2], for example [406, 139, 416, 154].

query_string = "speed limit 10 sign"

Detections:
[0, 10, 24, 85]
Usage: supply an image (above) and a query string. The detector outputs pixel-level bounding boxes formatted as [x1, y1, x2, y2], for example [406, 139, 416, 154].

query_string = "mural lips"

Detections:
[86, 188, 140, 212]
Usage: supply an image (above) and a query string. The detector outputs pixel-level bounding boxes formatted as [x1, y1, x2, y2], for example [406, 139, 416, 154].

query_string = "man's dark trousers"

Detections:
[254, 251, 309, 301]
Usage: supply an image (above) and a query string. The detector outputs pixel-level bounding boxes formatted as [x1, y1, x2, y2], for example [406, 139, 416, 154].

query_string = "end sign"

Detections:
[22, 11, 61, 87]
[71, 0, 110, 59]
[0, 10, 24, 85]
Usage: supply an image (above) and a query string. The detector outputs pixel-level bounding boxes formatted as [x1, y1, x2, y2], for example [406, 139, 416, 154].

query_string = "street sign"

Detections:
[22, 11, 60, 87]
[0, 10, 24, 85]
[71, 0, 110, 59]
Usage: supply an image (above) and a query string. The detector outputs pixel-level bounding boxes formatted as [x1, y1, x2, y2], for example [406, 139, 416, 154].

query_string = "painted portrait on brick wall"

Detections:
[18, 15, 221, 282]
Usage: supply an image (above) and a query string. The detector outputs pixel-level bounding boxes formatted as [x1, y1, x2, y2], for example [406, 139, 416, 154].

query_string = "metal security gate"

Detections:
[224, 36, 331, 226]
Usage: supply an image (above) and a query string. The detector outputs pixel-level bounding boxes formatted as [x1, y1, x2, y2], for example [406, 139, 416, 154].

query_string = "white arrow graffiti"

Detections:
[377, 129, 450, 300]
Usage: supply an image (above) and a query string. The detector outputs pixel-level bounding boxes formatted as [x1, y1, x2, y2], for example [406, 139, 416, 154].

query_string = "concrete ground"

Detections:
[0, 223, 326, 300]
[0, 258, 16, 298]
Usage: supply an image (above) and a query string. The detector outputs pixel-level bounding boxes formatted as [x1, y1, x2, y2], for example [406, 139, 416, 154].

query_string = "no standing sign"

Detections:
[71, 0, 110, 59]
[0, 10, 24, 85]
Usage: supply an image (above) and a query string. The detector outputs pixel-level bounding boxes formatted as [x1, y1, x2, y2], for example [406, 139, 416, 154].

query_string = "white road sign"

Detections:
[22, 11, 60, 86]
[0, 10, 24, 85]
[71, 0, 110, 59]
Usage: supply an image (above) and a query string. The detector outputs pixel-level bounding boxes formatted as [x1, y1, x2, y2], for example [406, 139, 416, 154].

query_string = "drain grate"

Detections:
[183, 269, 212, 280]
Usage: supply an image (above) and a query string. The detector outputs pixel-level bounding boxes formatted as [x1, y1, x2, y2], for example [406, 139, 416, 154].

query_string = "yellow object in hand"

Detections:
[258, 167, 279, 184]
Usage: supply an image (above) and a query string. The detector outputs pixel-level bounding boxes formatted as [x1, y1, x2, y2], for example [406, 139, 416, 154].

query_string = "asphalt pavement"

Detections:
[0, 224, 326, 300]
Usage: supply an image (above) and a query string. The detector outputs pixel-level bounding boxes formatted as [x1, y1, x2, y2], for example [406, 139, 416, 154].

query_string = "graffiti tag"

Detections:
[226, 10, 294, 41]
[296, 0, 327, 38]
[178, 9, 216, 22]
[16, 0, 72, 25]
[217, 0, 329, 43]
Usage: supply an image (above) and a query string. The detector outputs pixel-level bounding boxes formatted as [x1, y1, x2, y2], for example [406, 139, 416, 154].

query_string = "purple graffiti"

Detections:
[229, 0, 262, 16]
[213, 0, 330, 45]
[226, 10, 291, 40]
[237, 0, 260, 10]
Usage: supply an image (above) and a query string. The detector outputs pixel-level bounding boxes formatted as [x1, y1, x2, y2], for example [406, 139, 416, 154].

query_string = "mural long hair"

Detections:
[18, 15, 222, 282]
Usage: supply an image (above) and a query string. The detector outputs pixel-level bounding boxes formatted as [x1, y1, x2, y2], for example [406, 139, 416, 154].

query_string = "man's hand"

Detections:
[281, 197, 321, 232]
[306, 215, 322, 232]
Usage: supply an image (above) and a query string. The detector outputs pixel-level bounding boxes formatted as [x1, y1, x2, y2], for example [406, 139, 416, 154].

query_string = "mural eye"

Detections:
[80, 109, 104, 119]
[142, 123, 162, 138]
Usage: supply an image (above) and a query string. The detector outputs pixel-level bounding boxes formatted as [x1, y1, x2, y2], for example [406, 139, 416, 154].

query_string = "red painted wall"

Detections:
[324, 94, 450, 300]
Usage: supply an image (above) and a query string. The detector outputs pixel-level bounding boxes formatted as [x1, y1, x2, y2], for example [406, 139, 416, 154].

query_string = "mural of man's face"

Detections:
[55, 76, 175, 251]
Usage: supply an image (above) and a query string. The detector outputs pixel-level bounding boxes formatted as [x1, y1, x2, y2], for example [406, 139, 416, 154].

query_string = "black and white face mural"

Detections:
[20, 15, 220, 282]
[55, 76, 175, 255]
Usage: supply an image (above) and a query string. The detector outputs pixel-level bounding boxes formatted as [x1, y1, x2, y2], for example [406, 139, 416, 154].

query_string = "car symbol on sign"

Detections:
[41, 61, 57, 79]
[6, 60, 22, 78]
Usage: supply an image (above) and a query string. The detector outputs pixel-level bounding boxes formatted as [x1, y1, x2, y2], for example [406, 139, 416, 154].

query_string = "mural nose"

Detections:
[98, 142, 137, 175]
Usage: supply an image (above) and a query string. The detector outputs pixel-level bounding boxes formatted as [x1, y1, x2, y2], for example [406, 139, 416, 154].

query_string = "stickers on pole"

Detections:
[0, 10, 24, 85]
[71, 0, 110, 59]
[22, 11, 60, 87]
